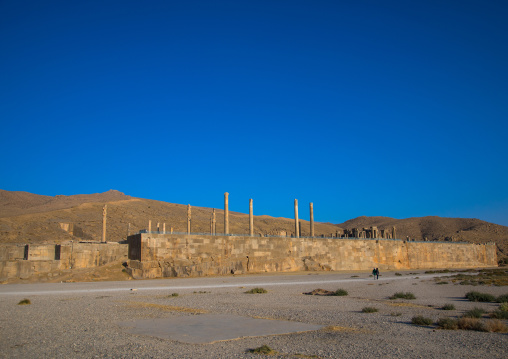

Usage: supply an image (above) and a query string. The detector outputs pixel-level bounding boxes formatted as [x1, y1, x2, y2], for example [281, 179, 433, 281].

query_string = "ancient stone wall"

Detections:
[126, 233, 498, 279]
[0, 242, 128, 281]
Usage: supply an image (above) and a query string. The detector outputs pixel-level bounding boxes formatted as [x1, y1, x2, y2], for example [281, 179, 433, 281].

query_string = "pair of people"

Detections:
[372, 267, 380, 279]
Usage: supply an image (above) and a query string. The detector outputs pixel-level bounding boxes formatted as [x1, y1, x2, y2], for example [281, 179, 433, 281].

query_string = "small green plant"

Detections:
[362, 307, 378, 313]
[395, 273, 402, 276]
[463, 307, 486, 318]
[436, 281, 448, 285]
[496, 294, 508, 303]
[245, 287, 268, 294]
[389, 292, 416, 300]
[170, 293, 179, 297]
[390, 312, 402, 316]
[333, 289, 348, 296]
[411, 316, 433, 326]
[248, 345, 275, 354]
[499, 302, 508, 311]
[441, 304, 456, 310]
[436, 317, 458, 330]
[465, 291, 495, 302]
[17, 299, 31, 305]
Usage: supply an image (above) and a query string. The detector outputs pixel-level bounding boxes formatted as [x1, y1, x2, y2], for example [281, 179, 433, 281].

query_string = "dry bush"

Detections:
[436, 317, 458, 330]
[457, 318, 487, 331]
[463, 307, 486, 318]
[411, 316, 433, 326]
[484, 319, 508, 333]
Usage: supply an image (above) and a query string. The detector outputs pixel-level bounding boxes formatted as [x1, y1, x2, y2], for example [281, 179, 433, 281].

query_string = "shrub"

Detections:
[389, 292, 416, 300]
[436, 317, 458, 330]
[485, 319, 508, 333]
[390, 312, 402, 316]
[245, 287, 268, 294]
[490, 309, 508, 319]
[463, 307, 486, 319]
[333, 289, 348, 296]
[362, 307, 378, 313]
[411, 316, 433, 326]
[248, 345, 275, 354]
[171, 293, 179, 297]
[457, 317, 487, 331]
[441, 304, 456, 311]
[395, 273, 402, 276]
[499, 302, 508, 312]
[436, 281, 448, 285]
[17, 299, 31, 305]
[465, 291, 495, 302]
[496, 294, 508, 303]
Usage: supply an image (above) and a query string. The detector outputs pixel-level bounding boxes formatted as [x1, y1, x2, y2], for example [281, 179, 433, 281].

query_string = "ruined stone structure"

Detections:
[224, 192, 229, 235]
[0, 194, 499, 282]
[126, 233, 497, 279]
[0, 242, 127, 281]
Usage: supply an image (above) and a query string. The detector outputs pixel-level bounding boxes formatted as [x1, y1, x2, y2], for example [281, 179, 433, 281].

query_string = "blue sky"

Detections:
[1, 1, 507, 226]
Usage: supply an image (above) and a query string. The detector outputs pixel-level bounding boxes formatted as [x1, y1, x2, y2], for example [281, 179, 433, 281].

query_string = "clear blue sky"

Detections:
[1, 1, 507, 226]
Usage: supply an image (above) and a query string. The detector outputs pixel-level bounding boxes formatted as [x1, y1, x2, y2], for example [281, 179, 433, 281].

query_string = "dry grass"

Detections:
[322, 325, 367, 333]
[122, 301, 207, 314]
[484, 319, 508, 333]
[457, 318, 486, 331]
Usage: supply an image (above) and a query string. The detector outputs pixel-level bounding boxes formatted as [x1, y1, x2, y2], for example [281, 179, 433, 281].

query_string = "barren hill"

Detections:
[0, 189, 506, 262]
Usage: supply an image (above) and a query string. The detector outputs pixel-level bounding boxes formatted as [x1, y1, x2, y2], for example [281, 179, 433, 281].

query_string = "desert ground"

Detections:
[1, 270, 507, 358]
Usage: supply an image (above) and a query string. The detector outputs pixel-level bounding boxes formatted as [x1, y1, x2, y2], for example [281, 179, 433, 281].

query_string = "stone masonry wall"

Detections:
[126, 233, 497, 279]
[0, 242, 128, 281]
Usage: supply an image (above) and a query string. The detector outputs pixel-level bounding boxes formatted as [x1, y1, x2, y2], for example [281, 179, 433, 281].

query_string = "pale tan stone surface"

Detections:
[126, 233, 497, 279]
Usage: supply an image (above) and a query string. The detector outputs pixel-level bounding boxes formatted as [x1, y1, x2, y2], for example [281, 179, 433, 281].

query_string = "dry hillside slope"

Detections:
[0, 189, 506, 262]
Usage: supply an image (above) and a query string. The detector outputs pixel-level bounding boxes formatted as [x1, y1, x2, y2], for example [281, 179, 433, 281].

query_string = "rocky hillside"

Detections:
[1, 189, 506, 262]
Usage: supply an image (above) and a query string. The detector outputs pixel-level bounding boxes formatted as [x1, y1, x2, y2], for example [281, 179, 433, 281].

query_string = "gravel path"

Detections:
[1, 270, 507, 358]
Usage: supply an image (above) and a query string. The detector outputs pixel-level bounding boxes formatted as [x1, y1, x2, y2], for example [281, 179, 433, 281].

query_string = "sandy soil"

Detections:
[0, 270, 507, 358]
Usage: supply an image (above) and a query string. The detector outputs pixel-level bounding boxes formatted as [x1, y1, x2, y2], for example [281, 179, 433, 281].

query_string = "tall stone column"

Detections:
[148, 220, 152, 233]
[212, 209, 216, 235]
[392, 226, 397, 239]
[309, 202, 314, 237]
[102, 205, 107, 243]
[224, 192, 229, 235]
[163, 223, 166, 234]
[187, 204, 191, 234]
[249, 199, 254, 236]
[294, 199, 299, 238]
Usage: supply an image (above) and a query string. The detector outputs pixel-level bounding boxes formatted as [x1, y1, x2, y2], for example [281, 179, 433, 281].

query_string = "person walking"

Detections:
[375, 268, 380, 280]
[372, 268, 377, 279]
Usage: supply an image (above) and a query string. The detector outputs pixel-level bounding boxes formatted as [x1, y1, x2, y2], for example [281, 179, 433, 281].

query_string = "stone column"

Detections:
[392, 226, 397, 239]
[127, 223, 131, 237]
[249, 199, 254, 236]
[294, 199, 299, 238]
[157, 222, 160, 233]
[212, 209, 216, 235]
[224, 192, 229, 235]
[163, 223, 166, 234]
[102, 205, 107, 243]
[148, 220, 152, 233]
[309, 202, 314, 237]
[187, 204, 191, 234]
